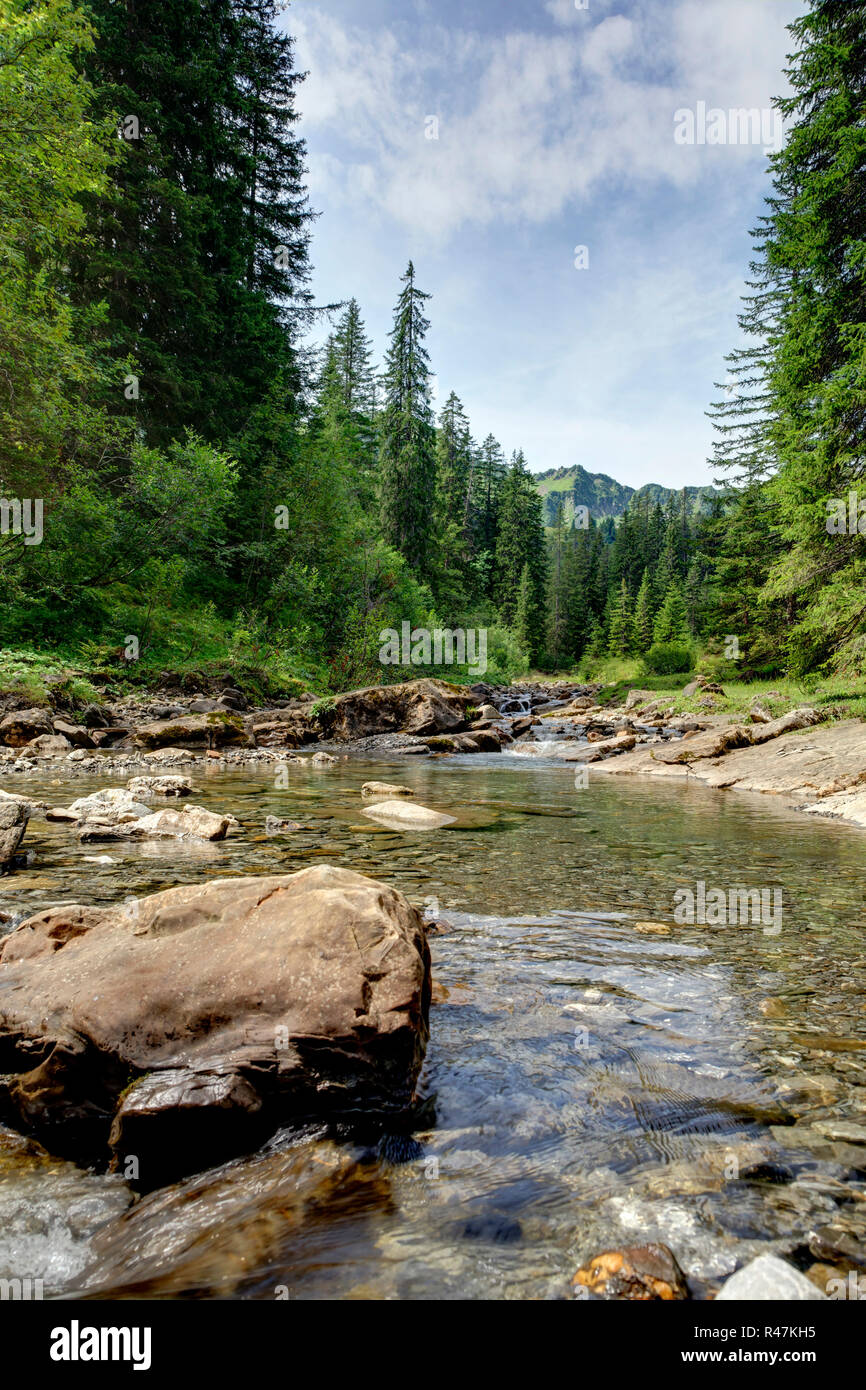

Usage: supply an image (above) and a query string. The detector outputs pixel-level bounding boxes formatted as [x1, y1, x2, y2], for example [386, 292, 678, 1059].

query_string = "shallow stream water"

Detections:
[1, 751, 865, 1299]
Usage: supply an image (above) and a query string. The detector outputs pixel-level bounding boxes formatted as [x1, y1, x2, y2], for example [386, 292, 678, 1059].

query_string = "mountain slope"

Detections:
[533, 465, 721, 525]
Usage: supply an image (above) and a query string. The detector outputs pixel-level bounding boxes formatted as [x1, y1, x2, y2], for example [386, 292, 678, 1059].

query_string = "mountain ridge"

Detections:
[532, 464, 721, 525]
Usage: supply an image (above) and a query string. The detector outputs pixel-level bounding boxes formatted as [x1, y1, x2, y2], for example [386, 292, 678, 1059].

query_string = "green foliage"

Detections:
[641, 642, 694, 676]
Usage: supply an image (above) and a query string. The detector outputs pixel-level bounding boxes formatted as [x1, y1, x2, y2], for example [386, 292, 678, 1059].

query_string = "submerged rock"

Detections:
[361, 782, 414, 799]
[71, 1138, 364, 1297]
[0, 866, 430, 1182]
[572, 1243, 689, 1300]
[264, 815, 304, 835]
[361, 800, 456, 830]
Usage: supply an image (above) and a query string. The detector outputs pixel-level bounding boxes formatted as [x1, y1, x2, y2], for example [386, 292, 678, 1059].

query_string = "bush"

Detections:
[641, 642, 694, 676]
[695, 653, 741, 683]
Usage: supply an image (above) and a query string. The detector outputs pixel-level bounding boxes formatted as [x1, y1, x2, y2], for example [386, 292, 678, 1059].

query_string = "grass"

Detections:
[528, 655, 866, 722]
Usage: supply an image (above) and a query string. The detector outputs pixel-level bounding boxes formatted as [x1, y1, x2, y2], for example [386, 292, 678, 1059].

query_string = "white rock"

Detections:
[361, 800, 456, 830]
[716, 1255, 826, 1301]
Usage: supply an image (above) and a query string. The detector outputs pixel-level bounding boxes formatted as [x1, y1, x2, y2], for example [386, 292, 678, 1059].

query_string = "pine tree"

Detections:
[316, 299, 379, 508]
[71, 0, 314, 445]
[709, 0, 866, 672]
[471, 433, 507, 593]
[653, 581, 690, 645]
[514, 563, 535, 666]
[607, 579, 634, 657]
[495, 451, 548, 661]
[0, 0, 113, 495]
[633, 569, 655, 652]
[379, 262, 437, 579]
[435, 392, 473, 533]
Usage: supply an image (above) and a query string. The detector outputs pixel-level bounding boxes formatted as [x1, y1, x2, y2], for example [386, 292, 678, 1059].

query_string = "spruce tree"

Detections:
[607, 579, 634, 657]
[633, 569, 655, 653]
[495, 450, 548, 660]
[653, 581, 690, 645]
[379, 262, 437, 579]
[71, 0, 313, 445]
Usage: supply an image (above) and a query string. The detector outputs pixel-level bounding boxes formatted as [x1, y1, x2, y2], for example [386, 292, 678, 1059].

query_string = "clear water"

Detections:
[1, 752, 865, 1299]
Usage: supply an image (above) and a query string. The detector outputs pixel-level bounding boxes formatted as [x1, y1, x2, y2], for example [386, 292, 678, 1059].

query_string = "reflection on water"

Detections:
[1, 752, 865, 1298]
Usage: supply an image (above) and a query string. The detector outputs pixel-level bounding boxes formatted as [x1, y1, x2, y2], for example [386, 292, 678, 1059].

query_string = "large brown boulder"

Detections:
[0, 866, 430, 1184]
[317, 678, 473, 742]
[133, 712, 249, 750]
[247, 713, 317, 748]
[0, 708, 52, 746]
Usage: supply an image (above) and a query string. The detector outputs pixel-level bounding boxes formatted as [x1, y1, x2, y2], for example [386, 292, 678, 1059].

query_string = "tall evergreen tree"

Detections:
[607, 578, 634, 657]
[495, 450, 548, 660]
[71, 0, 314, 446]
[633, 569, 655, 652]
[379, 262, 437, 578]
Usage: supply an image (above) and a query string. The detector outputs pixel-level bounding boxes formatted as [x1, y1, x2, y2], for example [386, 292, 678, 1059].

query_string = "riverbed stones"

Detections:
[360, 800, 456, 830]
[0, 866, 431, 1179]
[264, 815, 304, 835]
[66, 789, 151, 825]
[715, 1254, 826, 1301]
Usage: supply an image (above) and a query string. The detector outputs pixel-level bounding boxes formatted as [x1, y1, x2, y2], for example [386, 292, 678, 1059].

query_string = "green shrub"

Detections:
[641, 642, 694, 676]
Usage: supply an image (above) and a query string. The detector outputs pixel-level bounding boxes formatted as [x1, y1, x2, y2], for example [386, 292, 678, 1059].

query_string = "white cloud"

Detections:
[292, 1, 802, 245]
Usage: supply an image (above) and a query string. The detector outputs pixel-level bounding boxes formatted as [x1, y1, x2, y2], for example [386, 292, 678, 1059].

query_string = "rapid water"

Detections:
[1, 752, 864, 1299]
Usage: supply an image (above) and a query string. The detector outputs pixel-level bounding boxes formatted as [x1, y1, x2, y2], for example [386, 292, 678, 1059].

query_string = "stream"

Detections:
[1, 751, 865, 1299]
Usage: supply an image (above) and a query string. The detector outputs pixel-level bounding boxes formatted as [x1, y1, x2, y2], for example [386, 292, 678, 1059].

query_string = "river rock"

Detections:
[572, 1243, 688, 1300]
[652, 724, 753, 763]
[361, 782, 414, 799]
[0, 799, 30, 868]
[361, 800, 456, 829]
[52, 719, 97, 749]
[134, 713, 249, 751]
[22, 733, 71, 758]
[624, 689, 656, 711]
[715, 1254, 826, 1301]
[0, 866, 431, 1180]
[264, 816, 304, 835]
[311, 751, 336, 764]
[560, 733, 637, 763]
[316, 679, 472, 742]
[126, 775, 193, 798]
[72, 1137, 362, 1297]
[0, 708, 53, 747]
[78, 804, 230, 842]
[67, 789, 151, 825]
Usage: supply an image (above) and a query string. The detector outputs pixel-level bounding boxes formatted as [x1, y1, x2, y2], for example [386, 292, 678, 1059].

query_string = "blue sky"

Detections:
[286, 0, 805, 489]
